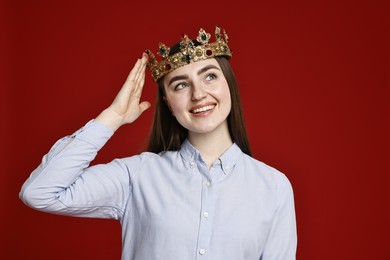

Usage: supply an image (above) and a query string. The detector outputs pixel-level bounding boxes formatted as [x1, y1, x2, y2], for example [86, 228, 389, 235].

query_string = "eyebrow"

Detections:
[167, 64, 220, 86]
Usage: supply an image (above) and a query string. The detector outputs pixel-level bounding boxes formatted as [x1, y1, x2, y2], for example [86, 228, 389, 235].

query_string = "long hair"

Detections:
[147, 55, 252, 156]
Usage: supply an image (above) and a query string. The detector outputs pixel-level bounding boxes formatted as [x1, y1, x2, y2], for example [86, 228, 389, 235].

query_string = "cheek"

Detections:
[220, 87, 232, 110]
[225, 96, 232, 114]
[166, 97, 186, 116]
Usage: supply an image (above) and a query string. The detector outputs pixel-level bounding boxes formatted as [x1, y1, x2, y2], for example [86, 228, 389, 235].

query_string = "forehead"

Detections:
[163, 58, 220, 82]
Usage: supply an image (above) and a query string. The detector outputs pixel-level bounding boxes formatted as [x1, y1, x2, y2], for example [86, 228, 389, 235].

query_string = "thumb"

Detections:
[139, 101, 151, 113]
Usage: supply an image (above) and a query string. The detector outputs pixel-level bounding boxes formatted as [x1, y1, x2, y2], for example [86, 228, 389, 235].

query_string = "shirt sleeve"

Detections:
[19, 120, 137, 220]
[260, 174, 297, 260]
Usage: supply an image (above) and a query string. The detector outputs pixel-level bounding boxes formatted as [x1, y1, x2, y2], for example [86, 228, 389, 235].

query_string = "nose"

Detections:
[191, 82, 207, 101]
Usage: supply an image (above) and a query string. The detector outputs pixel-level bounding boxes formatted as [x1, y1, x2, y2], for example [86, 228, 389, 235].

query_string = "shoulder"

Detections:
[118, 150, 182, 171]
[239, 155, 295, 210]
[240, 154, 293, 190]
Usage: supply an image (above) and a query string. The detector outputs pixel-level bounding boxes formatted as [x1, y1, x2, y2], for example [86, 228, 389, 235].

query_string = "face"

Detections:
[163, 58, 231, 136]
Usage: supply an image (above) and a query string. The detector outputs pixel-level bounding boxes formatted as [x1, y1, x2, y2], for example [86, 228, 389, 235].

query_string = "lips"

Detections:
[190, 104, 215, 114]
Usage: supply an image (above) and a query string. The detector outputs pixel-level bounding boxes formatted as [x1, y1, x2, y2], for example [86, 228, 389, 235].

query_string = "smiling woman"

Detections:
[151, 59, 233, 160]
[149, 56, 252, 156]
[19, 25, 297, 260]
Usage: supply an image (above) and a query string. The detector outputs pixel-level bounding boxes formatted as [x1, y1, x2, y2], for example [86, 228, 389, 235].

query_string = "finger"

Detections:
[135, 61, 147, 88]
[134, 54, 148, 83]
[134, 53, 148, 83]
[134, 63, 146, 88]
[137, 68, 147, 93]
[138, 69, 146, 89]
[139, 101, 151, 113]
[126, 58, 142, 83]
[133, 59, 148, 94]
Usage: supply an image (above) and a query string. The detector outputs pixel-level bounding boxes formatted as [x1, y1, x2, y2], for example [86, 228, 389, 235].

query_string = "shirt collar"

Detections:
[179, 139, 243, 174]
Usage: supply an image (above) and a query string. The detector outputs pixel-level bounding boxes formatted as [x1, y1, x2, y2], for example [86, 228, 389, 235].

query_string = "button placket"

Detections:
[196, 177, 213, 259]
[194, 153, 216, 259]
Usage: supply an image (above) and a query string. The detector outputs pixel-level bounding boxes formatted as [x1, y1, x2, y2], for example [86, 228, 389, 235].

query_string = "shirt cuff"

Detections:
[72, 119, 114, 150]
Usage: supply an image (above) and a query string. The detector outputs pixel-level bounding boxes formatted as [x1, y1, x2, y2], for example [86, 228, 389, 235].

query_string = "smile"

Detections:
[191, 105, 215, 114]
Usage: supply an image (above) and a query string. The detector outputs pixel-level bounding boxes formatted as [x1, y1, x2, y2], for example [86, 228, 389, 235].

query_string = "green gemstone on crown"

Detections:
[182, 54, 191, 63]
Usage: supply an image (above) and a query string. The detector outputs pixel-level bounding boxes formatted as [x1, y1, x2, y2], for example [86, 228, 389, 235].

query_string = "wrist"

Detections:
[95, 109, 124, 132]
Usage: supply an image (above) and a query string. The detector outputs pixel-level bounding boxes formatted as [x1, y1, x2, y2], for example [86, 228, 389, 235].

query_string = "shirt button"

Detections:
[199, 249, 206, 255]
[205, 181, 211, 187]
[203, 212, 209, 219]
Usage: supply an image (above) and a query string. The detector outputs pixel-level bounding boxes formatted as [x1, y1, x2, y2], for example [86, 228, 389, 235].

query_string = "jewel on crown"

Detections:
[146, 25, 232, 82]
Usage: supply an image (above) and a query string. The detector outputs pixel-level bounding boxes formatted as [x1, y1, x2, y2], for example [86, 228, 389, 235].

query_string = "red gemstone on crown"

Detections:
[206, 49, 213, 56]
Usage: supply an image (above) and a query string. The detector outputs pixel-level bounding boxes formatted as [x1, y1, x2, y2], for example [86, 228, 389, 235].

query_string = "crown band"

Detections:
[146, 26, 232, 82]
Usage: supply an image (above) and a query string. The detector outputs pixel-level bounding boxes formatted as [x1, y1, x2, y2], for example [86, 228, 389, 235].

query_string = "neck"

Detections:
[188, 123, 233, 169]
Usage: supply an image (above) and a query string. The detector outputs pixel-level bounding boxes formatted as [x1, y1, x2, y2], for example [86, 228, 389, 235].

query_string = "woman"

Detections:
[20, 26, 297, 259]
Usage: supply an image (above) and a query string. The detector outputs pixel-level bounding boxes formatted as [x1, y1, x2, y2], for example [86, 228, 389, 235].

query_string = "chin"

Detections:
[182, 119, 229, 136]
[189, 124, 222, 135]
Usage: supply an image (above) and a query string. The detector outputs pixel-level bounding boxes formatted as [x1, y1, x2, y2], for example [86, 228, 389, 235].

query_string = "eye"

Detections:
[174, 82, 188, 90]
[205, 73, 217, 81]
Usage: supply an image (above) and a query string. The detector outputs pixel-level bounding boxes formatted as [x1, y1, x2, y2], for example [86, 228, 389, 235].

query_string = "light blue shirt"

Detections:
[20, 120, 297, 260]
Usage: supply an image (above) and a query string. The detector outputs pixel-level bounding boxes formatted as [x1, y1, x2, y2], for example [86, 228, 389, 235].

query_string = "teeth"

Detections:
[192, 105, 215, 114]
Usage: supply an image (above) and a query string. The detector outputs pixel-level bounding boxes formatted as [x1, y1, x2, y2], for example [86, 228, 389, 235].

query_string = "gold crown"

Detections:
[146, 25, 232, 82]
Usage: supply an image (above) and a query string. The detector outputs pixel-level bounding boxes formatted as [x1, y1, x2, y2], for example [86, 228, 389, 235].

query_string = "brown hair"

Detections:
[147, 56, 251, 156]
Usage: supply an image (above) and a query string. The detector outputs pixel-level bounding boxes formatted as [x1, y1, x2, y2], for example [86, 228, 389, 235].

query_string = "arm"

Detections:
[19, 53, 150, 219]
[261, 175, 297, 260]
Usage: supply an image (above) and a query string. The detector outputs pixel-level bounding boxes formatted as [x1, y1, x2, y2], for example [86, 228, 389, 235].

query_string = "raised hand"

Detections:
[95, 53, 151, 131]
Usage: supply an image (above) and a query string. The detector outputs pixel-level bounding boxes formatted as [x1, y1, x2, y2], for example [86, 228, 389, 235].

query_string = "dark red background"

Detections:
[2, 0, 389, 259]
